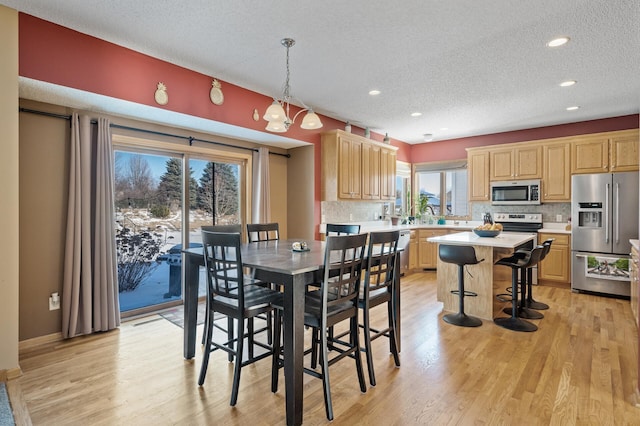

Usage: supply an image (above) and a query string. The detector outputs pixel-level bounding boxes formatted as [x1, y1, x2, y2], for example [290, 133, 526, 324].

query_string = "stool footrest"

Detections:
[450, 290, 477, 297]
[496, 293, 513, 302]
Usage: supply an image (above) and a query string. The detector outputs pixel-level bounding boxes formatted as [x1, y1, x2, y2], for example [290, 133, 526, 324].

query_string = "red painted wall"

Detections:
[411, 115, 639, 163]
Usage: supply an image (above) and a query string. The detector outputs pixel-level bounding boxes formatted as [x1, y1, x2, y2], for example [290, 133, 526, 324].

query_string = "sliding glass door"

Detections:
[114, 148, 245, 314]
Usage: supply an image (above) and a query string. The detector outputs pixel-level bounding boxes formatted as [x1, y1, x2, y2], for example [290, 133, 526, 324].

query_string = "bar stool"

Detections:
[523, 238, 553, 311]
[438, 244, 484, 327]
[494, 245, 545, 332]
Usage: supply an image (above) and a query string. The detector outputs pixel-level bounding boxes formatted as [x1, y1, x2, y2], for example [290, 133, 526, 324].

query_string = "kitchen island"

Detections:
[427, 231, 537, 320]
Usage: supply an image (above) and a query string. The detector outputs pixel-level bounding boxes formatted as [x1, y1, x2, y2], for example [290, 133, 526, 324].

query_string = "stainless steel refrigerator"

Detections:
[571, 172, 639, 297]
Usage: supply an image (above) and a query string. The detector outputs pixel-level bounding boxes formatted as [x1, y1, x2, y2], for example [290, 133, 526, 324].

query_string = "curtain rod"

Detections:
[18, 107, 290, 158]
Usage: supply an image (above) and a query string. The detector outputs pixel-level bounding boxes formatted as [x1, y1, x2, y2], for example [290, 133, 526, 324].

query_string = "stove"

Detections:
[494, 212, 542, 284]
[494, 213, 543, 233]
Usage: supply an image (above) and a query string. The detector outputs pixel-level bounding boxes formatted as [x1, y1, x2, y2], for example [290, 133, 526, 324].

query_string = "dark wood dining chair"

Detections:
[325, 223, 361, 236]
[271, 233, 368, 421]
[246, 222, 280, 242]
[359, 229, 401, 386]
[199, 224, 243, 346]
[198, 231, 282, 406]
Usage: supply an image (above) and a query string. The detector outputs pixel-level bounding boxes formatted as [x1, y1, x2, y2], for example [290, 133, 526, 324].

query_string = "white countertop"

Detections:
[319, 220, 482, 234]
[630, 239, 639, 251]
[538, 223, 571, 234]
[426, 231, 537, 248]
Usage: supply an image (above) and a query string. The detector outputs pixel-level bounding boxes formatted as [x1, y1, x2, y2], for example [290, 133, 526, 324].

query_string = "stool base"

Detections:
[503, 307, 544, 320]
[494, 317, 538, 332]
[443, 312, 482, 327]
[525, 299, 549, 310]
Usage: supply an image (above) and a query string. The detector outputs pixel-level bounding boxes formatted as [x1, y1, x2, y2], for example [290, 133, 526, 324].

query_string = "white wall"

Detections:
[0, 5, 20, 377]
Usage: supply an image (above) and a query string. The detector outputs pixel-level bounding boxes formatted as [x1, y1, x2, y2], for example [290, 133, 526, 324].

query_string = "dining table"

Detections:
[182, 238, 402, 426]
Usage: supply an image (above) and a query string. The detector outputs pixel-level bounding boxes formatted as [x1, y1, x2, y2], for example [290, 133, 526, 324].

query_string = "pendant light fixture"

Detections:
[263, 38, 323, 133]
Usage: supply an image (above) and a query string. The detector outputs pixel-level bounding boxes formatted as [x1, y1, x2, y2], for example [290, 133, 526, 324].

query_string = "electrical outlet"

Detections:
[556, 214, 562, 222]
[349, 213, 353, 221]
[49, 292, 60, 310]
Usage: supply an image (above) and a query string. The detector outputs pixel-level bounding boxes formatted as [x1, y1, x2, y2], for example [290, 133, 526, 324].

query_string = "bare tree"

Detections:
[114, 153, 155, 208]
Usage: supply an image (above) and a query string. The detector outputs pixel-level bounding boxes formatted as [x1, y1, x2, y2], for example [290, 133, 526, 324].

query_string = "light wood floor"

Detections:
[12, 272, 640, 425]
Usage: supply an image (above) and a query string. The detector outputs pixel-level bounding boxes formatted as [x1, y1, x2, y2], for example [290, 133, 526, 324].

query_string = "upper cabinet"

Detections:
[571, 129, 639, 174]
[322, 130, 398, 201]
[489, 145, 542, 181]
[467, 149, 490, 201]
[542, 142, 571, 202]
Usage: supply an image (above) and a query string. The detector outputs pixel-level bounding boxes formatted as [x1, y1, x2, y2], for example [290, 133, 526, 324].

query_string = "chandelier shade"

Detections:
[264, 38, 323, 133]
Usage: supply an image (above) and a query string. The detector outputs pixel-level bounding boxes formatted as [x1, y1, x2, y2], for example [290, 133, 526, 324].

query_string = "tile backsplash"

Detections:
[471, 201, 571, 223]
[322, 200, 572, 224]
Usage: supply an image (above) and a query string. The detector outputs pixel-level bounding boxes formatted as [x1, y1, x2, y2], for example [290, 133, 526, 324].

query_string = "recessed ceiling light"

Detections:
[560, 80, 577, 87]
[440, 127, 448, 131]
[368, 90, 381, 96]
[423, 133, 434, 142]
[566, 106, 580, 111]
[411, 112, 422, 117]
[547, 37, 570, 47]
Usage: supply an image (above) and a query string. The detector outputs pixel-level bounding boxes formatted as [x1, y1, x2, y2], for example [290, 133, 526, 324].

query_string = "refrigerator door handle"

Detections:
[615, 182, 620, 244]
[605, 183, 610, 243]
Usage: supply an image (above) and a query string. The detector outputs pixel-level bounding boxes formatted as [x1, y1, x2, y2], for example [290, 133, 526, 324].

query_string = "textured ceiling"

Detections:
[3, 0, 639, 144]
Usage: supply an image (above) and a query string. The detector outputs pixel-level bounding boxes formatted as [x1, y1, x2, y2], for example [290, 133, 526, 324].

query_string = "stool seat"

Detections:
[494, 245, 545, 332]
[439, 245, 484, 327]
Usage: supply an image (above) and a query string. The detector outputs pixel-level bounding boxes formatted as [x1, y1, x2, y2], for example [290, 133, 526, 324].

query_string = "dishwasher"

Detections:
[398, 229, 411, 275]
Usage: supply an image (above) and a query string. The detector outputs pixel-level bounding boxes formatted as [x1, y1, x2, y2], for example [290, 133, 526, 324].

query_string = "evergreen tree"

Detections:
[197, 162, 238, 217]
[155, 158, 198, 209]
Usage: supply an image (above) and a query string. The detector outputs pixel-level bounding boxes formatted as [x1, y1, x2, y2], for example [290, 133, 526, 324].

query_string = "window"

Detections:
[414, 161, 468, 218]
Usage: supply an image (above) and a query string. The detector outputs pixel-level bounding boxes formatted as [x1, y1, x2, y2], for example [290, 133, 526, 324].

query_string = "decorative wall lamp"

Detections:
[263, 38, 323, 133]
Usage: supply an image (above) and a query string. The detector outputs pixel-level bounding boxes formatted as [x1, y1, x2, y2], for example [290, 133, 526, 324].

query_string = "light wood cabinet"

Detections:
[467, 149, 490, 201]
[610, 130, 639, 172]
[409, 230, 418, 270]
[418, 229, 449, 269]
[362, 143, 380, 200]
[571, 129, 639, 174]
[538, 232, 571, 284]
[631, 245, 639, 328]
[490, 145, 542, 181]
[380, 147, 397, 200]
[542, 142, 571, 202]
[321, 130, 398, 201]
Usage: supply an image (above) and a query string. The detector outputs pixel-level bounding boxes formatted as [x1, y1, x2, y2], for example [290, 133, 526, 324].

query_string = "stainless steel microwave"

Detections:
[490, 179, 541, 205]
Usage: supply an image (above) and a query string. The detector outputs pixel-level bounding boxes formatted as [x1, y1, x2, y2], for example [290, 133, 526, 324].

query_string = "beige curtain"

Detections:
[62, 114, 120, 338]
[251, 147, 271, 223]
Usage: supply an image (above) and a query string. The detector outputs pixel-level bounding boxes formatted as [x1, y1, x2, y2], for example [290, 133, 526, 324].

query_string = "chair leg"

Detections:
[388, 300, 400, 367]
[494, 268, 537, 332]
[352, 316, 367, 394]
[198, 309, 215, 386]
[227, 317, 235, 362]
[525, 267, 550, 310]
[266, 311, 273, 345]
[320, 326, 334, 421]
[271, 310, 282, 393]
[248, 318, 255, 360]
[362, 304, 376, 387]
[230, 318, 244, 406]
[201, 301, 209, 345]
[311, 328, 319, 369]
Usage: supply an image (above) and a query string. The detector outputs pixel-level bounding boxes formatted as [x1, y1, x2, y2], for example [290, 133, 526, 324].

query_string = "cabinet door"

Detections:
[419, 229, 448, 269]
[380, 148, 397, 200]
[514, 145, 542, 179]
[468, 150, 489, 201]
[490, 149, 514, 180]
[571, 137, 609, 174]
[409, 231, 417, 270]
[538, 233, 570, 283]
[610, 130, 639, 172]
[338, 137, 362, 199]
[361, 143, 381, 200]
[542, 142, 570, 201]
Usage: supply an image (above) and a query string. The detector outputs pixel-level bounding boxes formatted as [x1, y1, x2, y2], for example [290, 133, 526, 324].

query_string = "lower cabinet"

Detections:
[538, 232, 571, 284]
[408, 230, 418, 270]
[419, 229, 449, 269]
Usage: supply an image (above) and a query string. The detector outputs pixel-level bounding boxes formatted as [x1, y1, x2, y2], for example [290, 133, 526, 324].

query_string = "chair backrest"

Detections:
[247, 223, 280, 243]
[439, 244, 482, 266]
[321, 233, 368, 317]
[523, 245, 546, 268]
[539, 238, 554, 260]
[363, 230, 400, 299]
[201, 230, 245, 305]
[325, 223, 361, 236]
[202, 224, 242, 234]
